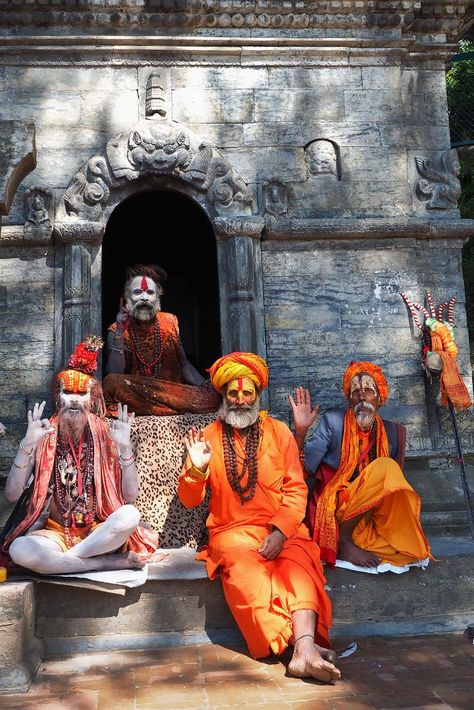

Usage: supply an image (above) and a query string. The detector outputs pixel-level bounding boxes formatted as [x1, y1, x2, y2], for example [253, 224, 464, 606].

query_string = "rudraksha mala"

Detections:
[222, 419, 261, 504]
[129, 318, 163, 377]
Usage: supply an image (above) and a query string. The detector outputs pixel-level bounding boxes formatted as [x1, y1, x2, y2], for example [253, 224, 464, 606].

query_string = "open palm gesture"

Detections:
[184, 427, 213, 472]
[109, 402, 135, 448]
[289, 387, 319, 437]
[24, 401, 54, 449]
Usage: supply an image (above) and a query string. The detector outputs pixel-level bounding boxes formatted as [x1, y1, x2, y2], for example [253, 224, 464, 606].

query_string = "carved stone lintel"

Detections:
[54, 221, 104, 245]
[214, 216, 265, 240]
[415, 149, 461, 210]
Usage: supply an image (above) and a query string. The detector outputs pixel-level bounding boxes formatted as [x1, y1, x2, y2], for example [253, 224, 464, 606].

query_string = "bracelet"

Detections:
[19, 442, 33, 457]
[189, 464, 209, 481]
[120, 459, 135, 468]
[13, 459, 29, 469]
[294, 634, 314, 643]
[298, 450, 305, 462]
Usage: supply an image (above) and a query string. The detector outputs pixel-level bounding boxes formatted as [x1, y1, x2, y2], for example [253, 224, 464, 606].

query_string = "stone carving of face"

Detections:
[125, 276, 162, 323]
[305, 141, 337, 178]
[349, 374, 380, 431]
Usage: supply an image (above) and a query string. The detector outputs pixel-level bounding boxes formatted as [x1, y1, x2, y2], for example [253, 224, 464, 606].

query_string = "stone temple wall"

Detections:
[0, 1, 473, 529]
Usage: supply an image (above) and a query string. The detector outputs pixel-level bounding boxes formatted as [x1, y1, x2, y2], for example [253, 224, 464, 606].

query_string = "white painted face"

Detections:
[126, 276, 161, 322]
[59, 389, 92, 412]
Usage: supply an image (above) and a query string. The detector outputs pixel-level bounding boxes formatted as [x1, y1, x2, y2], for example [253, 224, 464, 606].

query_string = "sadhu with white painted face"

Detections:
[2, 337, 158, 576]
[179, 352, 340, 684]
[103, 263, 220, 417]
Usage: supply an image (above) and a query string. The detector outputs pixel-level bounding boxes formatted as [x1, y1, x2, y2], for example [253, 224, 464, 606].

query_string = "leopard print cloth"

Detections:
[130, 413, 216, 548]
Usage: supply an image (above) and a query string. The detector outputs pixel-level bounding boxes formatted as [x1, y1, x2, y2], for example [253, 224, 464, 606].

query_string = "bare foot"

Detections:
[99, 552, 146, 571]
[338, 539, 380, 568]
[288, 638, 341, 683]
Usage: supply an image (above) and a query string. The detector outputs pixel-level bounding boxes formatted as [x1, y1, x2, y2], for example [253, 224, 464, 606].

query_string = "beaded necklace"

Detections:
[221, 418, 261, 504]
[129, 317, 163, 377]
[54, 425, 96, 549]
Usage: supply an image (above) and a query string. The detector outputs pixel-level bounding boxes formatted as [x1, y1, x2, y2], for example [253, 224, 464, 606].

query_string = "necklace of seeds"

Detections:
[129, 318, 163, 377]
[54, 426, 96, 548]
[222, 419, 261, 504]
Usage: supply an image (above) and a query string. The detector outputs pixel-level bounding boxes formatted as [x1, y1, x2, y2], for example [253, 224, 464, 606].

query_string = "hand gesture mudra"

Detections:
[24, 401, 54, 449]
[109, 402, 135, 448]
[184, 427, 213, 472]
[289, 387, 320, 437]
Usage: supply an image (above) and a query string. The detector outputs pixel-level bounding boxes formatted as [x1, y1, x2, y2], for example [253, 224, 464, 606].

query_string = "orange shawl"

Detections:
[430, 332, 472, 412]
[313, 408, 389, 566]
[3, 413, 157, 558]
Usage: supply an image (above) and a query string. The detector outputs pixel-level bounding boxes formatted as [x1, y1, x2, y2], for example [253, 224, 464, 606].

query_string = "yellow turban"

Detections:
[342, 361, 389, 405]
[208, 352, 269, 392]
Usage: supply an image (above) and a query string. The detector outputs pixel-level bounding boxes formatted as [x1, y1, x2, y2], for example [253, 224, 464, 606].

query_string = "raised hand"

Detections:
[116, 297, 131, 332]
[289, 387, 319, 438]
[184, 427, 213, 472]
[110, 402, 135, 448]
[24, 401, 54, 449]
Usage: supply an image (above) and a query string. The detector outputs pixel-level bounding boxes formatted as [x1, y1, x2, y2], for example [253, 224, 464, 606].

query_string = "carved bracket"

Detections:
[214, 216, 265, 240]
[415, 149, 461, 210]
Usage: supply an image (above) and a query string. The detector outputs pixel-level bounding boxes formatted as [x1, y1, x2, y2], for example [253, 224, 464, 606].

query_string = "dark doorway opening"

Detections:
[101, 189, 221, 376]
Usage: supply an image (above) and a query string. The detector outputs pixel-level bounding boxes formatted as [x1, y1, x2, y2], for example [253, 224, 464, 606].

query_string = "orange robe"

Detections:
[104, 312, 220, 416]
[178, 415, 332, 659]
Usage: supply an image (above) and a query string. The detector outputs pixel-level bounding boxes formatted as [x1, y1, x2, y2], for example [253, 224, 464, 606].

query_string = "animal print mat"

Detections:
[130, 413, 216, 548]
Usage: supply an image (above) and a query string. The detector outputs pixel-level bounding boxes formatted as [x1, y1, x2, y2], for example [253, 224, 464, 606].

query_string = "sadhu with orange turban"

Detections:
[178, 352, 340, 683]
[291, 361, 432, 570]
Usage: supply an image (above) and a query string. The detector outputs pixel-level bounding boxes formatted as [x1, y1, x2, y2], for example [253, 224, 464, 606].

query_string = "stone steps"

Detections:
[2, 535, 473, 693]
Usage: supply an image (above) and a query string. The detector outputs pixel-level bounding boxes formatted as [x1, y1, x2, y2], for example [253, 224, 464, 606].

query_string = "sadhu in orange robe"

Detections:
[104, 312, 220, 417]
[305, 409, 432, 567]
[178, 415, 332, 659]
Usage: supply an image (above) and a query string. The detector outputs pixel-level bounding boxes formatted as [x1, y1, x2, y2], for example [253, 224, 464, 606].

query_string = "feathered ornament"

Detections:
[67, 335, 104, 376]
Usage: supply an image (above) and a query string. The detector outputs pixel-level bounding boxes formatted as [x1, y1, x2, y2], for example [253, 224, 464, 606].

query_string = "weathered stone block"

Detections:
[186, 122, 244, 148]
[220, 147, 306, 182]
[172, 88, 253, 123]
[171, 66, 268, 89]
[3, 95, 81, 127]
[254, 88, 344, 123]
[362, 66, 401, 91]
[268, 67, 362, 89]
[344, 89, 403, 122]
[5, 67, 138, 95]
[80, 91, 139, 132]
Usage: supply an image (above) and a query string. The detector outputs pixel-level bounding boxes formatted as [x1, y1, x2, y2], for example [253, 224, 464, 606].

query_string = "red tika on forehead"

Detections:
[237, 377, 243, 392]
[140, 276, 148, 291]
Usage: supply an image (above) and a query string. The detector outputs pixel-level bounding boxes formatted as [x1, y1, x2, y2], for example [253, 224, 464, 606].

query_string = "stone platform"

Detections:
[1, 535, 473, 693]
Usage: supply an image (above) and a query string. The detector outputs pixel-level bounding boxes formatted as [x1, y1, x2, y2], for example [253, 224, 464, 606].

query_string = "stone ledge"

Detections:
[263, 217, 474, 241]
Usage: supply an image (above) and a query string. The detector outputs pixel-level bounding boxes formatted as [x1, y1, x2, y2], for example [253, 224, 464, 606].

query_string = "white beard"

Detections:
[218, 398, 260, 429]
[129, 298, 161, 323]
[354, 402, 376, 431]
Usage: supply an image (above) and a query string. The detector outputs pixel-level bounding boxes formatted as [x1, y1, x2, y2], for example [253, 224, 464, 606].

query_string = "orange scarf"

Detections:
[3, 413, 157, 559]
[430, 333, 472, 412]
[314, 408, 389, 566]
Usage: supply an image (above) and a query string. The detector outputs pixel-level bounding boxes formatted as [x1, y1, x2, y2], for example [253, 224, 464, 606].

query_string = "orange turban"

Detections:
[342, 361, 389, 405]
[208, 352, 269, 392]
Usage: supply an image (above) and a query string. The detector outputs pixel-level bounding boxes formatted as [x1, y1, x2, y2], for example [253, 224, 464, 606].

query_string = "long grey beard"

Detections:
[354, 402, 376, 431]
[218, 398, 260, 429]
[58, 406, 89, 443]
[129, 298, 161, 323]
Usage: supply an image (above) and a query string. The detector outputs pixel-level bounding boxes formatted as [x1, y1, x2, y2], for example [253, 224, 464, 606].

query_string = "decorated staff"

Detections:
[401, 291, 474, 538]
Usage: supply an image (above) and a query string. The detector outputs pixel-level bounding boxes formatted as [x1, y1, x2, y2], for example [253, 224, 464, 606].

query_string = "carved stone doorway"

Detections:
[101, 189, 221, 376]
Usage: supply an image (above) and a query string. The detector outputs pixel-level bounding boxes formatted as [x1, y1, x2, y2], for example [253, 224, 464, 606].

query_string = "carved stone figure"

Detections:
[24, 187, 53, 239]
[127, 124, 192, 175]
[305, 140, 339, 179]
[63, 156, 111, 222]
[415, 149, 461, 210]
[145, 72, 168, 119]
[262, 180, 288, 219]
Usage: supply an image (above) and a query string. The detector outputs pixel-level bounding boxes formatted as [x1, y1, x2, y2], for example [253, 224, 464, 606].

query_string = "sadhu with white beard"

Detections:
[103, 264, 220, 417]
[291, 361, 432, 569]
[2, 337, 158, 576]
[178, 352, 340, 683]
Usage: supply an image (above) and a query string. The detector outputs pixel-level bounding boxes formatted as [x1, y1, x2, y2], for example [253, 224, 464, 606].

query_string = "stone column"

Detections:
[62, 243, 92, 361]
[215, 217, 266, 359]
